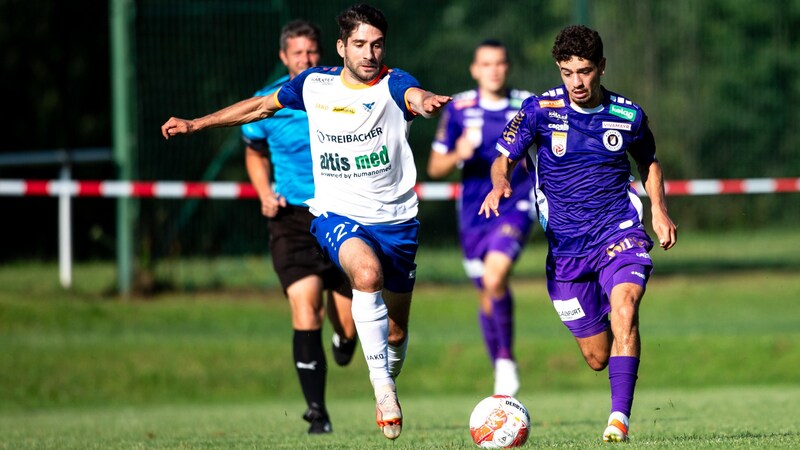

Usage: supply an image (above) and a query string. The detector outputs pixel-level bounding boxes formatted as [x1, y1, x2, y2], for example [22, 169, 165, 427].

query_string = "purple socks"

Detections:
[479, 311, 499, 362]
[478, 290, 515, 362]
[492, 290, 514, 360]
[609, 356, 640, 416]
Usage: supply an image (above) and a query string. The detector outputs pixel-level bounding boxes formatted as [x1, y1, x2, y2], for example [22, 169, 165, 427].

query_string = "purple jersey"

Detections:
[432, 89, 534, 235]
[497, 85, 656, 257]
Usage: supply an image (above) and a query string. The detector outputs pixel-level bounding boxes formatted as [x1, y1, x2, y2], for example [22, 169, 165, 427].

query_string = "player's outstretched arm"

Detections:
[406, 88, 452, 119]
[161, 94, 281, 139]
[639, 160, 677, 250]
[478, 155, 517, 218]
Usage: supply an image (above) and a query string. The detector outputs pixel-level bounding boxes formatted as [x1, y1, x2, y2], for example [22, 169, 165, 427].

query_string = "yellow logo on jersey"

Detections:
[502, 110, 525, 144]
[332, 106, 356, 114]
[539, 99, 565, 108]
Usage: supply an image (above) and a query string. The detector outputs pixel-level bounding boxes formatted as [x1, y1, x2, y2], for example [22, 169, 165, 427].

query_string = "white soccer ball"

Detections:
[469, 395, 530, 448]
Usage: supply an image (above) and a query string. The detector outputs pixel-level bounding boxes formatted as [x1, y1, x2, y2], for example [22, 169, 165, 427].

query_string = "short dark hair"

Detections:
[280, 19, 322, 52]
[474, 39, 508, 62]
[336, 4, 388, 43]
[551, 25, 603, 65]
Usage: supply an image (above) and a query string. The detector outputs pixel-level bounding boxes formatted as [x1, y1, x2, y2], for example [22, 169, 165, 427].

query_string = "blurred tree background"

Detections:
[1, 0, 115, 260]
[2, 1, 799, 272]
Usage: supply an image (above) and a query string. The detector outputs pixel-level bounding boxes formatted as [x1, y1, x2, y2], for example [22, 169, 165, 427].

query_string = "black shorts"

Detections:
[268, 204, 351, 296]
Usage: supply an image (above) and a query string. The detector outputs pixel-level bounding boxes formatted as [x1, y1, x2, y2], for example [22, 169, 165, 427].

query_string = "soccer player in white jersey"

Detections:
[480, 25, 677, 442]
[161, 3, 451, 440]
[242, 20, 357, 435]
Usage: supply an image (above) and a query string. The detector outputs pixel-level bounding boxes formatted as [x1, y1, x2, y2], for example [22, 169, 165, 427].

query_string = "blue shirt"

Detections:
[241, 75, 315, 206]
[497, 85, 656, 257]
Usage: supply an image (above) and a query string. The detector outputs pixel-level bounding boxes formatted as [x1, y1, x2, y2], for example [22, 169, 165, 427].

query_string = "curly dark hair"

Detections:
[551, 25, 603, 65]
[337, 4, 388, 43]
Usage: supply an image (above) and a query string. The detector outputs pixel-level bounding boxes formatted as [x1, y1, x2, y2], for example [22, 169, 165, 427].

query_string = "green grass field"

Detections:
[1, 229, 799, 448]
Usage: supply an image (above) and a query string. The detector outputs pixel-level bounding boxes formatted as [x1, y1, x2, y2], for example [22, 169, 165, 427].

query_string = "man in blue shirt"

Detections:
[242, 19, 356, 435]
[480, 25, 677, 443]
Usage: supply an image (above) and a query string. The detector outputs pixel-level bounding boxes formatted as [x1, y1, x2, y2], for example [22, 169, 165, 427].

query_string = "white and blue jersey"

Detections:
[241, 75, 314, 206]
[276, 65, 421, 225]
[497, 85, 656, 257]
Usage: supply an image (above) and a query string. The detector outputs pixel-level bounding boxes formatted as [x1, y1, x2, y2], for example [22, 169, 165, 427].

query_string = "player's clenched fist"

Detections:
[161, 117, 195, 139]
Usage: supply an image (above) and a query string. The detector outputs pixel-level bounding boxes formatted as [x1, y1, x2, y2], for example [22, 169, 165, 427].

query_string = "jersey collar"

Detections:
[340, 65, 390, 89]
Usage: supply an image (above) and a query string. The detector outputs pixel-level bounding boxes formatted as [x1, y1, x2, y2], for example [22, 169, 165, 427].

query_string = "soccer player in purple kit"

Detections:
[480, 25, 677, 442]
[428, 39, 534, 397]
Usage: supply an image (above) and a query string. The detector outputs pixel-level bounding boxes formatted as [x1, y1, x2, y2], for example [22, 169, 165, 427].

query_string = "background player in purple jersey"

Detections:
[480, 25, 677, 443]
[427, 39, 534, 397]
[242, 20, 357, 434]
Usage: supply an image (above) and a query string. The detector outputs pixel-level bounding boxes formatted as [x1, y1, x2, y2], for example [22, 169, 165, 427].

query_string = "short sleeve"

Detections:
[276, 69, 314, 111]
[387, 68, 421, 121]
[432, 105, 461, 154]
[241, 120, 269, 151]
[495, 96, 537, 161]
[628, 112, 657, 165]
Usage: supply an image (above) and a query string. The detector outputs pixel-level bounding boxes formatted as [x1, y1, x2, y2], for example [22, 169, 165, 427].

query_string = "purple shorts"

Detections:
[460, 212, 533, 286]
[546, 233, 654, 338]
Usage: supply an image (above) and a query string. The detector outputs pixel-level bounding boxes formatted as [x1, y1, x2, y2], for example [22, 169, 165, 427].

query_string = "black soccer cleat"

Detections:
[303, 407, 332, 434]
[331, 333, 357, 366]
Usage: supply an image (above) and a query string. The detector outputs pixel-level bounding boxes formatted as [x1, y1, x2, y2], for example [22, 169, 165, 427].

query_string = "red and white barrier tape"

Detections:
[0, 180, 258, 199]
[0, 178, 799, 200]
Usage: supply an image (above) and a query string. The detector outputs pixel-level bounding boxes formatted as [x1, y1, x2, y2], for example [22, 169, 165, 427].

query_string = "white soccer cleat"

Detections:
[602, 411, 629, 443]
[374, 384, 403, 440]
[493, 358, 520, 397]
